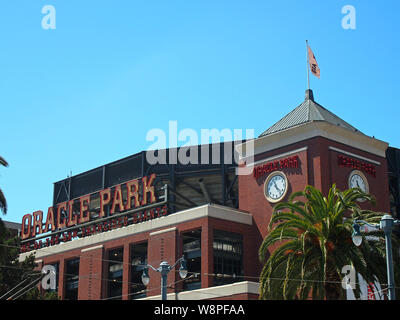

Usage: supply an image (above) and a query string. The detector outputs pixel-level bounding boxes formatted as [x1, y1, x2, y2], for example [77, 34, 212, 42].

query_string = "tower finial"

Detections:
[305, 89, 314, 101]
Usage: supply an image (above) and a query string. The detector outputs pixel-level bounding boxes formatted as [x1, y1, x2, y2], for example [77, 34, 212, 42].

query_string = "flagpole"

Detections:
[306, 40, 310, 90]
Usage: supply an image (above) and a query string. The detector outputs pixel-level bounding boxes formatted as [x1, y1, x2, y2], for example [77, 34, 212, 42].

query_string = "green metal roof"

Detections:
[259, 89, 363, 138]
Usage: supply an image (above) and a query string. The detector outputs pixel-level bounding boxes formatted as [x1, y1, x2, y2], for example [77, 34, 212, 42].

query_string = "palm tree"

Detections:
[259, 184, 400, 300]
[0, 156, 8, 215]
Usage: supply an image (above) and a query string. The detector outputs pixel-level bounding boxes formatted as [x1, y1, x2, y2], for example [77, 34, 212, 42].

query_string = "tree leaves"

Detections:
[259, 184, 398, 300]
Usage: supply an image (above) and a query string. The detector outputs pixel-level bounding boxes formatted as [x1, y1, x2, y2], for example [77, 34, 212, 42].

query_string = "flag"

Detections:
[307, 44, 320, 79]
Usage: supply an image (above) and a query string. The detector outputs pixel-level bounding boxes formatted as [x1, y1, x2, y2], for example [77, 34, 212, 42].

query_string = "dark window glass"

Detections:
[130, 242, 148, 299]
[213, 230, 243, 286]
[182, 229, 201, 291]
[107, 247, 123, 300]
[64, 258, 79, 300]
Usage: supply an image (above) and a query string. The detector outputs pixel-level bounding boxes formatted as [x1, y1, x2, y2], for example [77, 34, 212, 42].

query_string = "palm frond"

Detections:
[0, 156, 8, 167]
[259, 184, 398, 300]
[0, 188, 7, 215]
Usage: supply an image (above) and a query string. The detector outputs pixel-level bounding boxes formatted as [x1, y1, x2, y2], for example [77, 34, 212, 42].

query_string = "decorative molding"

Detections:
[236, 121, 388, 161]
[139, 281, 260, 300]
[149, 227, 177, 237]
[81, 245, 104, 253]
[19, 204, 252, 261]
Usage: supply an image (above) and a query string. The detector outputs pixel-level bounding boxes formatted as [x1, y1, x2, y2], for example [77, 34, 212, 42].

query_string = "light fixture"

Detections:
[179, 258, 188, 279]
[141, 256, 189, 300]
[352, 223, 363, 246]
[141, 267, 150, 286]
[351, 216, 400, 300]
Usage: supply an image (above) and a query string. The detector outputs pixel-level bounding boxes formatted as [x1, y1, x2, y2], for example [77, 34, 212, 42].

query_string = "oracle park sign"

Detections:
[20, 174, 168, 253]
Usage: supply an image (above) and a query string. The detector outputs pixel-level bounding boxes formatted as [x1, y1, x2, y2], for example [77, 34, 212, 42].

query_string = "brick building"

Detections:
[18, 90, 397, 300]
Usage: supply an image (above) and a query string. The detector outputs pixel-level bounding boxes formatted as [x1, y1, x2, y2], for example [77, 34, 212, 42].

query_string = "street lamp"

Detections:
[351, 222, 363, 247]
[352, 215, 399, 300]
[141, 256, 188, 300]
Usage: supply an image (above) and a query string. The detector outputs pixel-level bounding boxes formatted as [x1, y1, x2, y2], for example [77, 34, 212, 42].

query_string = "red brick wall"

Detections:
[326, 141, 389, 213]
[239, 136, 390, 260]
[147, 228, 178, 297]
[78, 246, 103, 300]
[38, 214, 257, 300]
[34, 135, 389, 301]
[240, 146, 309, 241]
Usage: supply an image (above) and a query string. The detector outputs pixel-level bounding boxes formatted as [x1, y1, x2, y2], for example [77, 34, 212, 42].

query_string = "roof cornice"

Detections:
[237, 121, 388, 161]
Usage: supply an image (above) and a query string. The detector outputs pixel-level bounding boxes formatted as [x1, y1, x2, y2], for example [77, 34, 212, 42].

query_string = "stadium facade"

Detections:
[18, 90, 399, 300]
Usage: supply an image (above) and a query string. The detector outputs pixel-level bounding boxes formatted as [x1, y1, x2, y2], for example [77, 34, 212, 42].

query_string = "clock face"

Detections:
[264, 172, 288, 203]
[348, 170, 369, 201]
[349, 174, 366, 191]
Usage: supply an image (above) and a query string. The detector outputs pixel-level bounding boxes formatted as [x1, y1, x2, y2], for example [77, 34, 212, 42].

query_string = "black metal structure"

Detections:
[53, 143, 400, 223]
[53, 143, 240, 215]
[387, 147, 400, 220]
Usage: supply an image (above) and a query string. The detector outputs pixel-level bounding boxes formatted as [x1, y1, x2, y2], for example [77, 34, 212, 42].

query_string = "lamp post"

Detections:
[352, 214, 399, 300]
[141, 256, 188, 300]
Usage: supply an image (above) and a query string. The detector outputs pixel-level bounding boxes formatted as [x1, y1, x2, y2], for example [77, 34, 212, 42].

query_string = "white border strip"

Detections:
[139, 281, 260, 300]
[246, 146, 308, 167]
[149, 227, 177, 237]
[81, 245, 104, 253]
[329, 146, 381, 165]
[19, 204, 252, 261]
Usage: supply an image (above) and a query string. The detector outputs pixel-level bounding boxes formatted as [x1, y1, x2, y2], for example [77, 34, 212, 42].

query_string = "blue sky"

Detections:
[1, 0, 399, 223]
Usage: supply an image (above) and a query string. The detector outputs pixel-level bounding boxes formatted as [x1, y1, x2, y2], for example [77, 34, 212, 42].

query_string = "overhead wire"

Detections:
[0, 234, 394, 300]
[1, 242, 394, 293]
[5, 274, 43, 300]
[0, 274, 37, 300]
[1, 261, 391, 301]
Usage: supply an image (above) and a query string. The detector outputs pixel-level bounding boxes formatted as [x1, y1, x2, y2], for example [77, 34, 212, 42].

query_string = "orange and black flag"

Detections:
[307, 43, 320, 79]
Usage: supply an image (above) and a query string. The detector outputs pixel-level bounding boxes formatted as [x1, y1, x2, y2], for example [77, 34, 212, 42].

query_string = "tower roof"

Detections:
[259, 89, 362, 138]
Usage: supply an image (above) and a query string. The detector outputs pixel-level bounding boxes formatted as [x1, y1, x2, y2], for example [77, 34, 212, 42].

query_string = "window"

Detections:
[213, 230, 243, 286]
[182, 229, 201, 290]
[64, 258, 79, 300]
[107, 247, 123, 300]
[130, 242, 148, 299]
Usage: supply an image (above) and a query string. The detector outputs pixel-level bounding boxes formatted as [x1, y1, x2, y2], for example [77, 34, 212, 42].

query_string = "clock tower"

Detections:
[237, 89, 390, 272]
